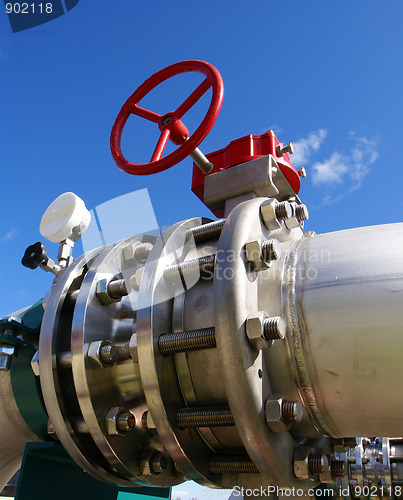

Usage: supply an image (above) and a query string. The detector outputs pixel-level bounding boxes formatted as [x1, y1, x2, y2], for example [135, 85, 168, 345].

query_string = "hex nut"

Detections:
[131, 267, 144, 292]
[134, 242, 153, 263]
[139, 448, 168, 477]
[293, 447, 312, 480]
[86, 340, 111, 369]
[245, 240, 262, 263]
[141, 410, 156, 431]
[285, 202, 300, 230]
[123, 242, 153, 265]
[31, 351, 40, 376]
[0, 346, 15, 371]
[319, 468, 334, 484]
[139, 457, 153, 476]
[245, 240, 268, 272]
[245, 313, 272, 350]
[151, 453, 168, 475]
[123, 244, 136, 264]
[104, 407, 133, 435]
[260, 200, 282, 231]
[128, 333, 138, 363]
[285, 203, 309, 230]
[96, 278, 114, 305]
[265, 396, 290, 433]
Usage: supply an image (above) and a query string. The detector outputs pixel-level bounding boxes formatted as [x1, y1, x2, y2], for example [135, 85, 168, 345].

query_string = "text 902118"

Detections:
[5, 3, 53, 14]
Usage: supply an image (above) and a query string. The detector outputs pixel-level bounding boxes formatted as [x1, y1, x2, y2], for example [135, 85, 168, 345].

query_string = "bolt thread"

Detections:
[261, 240, 280, 262]
[177, 407, 234, 429]
[209, 455, 259, 474]
[107, 279, 130, 299]
[100, 344, 114, 364]
[275, 202, 292, 221]
[263, 317, 286, 340]
[187, 220, 225, 244]
[343, 438, 358, 448]
[164, 255, 215, 286]
[308, 454, 325, 474]
[281, 401, 301, 425]
[116, 411, 135, 432]
[331, 460, 345, 478]
[158, 327, 216, 355]
[151, 454, 168, 474]
[124, 341, 133, 360]
[295, 204, 309, 222]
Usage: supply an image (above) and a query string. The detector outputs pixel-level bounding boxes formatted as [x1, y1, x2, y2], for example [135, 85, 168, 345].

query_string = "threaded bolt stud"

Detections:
[186, 219, 225, 244]
[209, 455, 259, 474]
[282, 400, 303, 425]
[308, 454, 327, 475]
[263, 317, 286, 340]
[151, 453, 168, 474]
[275, 201, 293, 221]
[295, 204, 309, 222]
[116, 411, 135, 433]
[164, 255, 215, 286]
[343, 438, 358, 448]
[261, 239, 281, 263]
[177, 407, 234, 429]
[158, 327, 216, 355]
[100, 344, 114, 365]
[331, 459, 345, 478]
[107, 279, 131, 300]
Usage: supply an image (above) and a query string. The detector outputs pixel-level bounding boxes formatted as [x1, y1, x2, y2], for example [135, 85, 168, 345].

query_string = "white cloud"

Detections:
[291, 129, 328, 165]
[312, 134, 378, 189]
[1, 228, 19, 242]
[312, 152, 347, 185]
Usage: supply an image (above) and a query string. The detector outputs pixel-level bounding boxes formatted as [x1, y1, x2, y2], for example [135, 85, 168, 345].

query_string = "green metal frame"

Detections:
[0, 333, 49, 440]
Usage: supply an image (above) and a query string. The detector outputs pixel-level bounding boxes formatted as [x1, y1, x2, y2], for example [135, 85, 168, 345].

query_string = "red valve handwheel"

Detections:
[110, 60, 224, 175]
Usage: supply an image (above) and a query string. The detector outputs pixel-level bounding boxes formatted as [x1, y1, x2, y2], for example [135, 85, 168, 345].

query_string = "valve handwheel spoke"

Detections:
[110, 60, 224, 176]
[151, 128, 171, 163]
[175, 77, 212, 119]
[126, 104, 162, 124]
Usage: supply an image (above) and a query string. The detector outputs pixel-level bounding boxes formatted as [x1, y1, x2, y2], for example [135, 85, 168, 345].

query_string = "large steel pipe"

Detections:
[284, 223, 403, 438]
[0, 370, 41, 491]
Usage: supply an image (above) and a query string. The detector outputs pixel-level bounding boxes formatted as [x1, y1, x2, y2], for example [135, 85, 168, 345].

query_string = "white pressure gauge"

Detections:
[39, 192, 91, 243]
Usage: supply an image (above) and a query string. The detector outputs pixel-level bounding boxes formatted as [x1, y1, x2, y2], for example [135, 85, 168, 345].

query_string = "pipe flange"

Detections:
[214, 197, 312, 489]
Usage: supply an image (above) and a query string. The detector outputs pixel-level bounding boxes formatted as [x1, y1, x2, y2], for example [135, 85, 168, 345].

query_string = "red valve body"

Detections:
[191, 130, 301, 217]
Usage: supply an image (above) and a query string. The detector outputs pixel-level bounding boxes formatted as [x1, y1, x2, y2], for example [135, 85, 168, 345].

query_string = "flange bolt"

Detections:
[263, 316, 286, 341]
[275, 201, 293, 222]
[282, 400, 303, 425]
[295, 204, 309, 222]
[116, 410, 136, 433]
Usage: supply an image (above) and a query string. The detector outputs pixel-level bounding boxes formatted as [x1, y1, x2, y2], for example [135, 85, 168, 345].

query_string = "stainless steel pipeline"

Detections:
[0, 369, 41, 491]
[3, 186, 403, 493]
[283, 223, 403, 438]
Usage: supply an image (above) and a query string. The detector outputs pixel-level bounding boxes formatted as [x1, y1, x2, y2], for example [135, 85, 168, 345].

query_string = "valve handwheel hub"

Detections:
[110, 60, 224, 175]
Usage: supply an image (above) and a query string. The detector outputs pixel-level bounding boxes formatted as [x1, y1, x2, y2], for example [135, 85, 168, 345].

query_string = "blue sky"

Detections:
[2, 1, 403, 318]
[0, 1, 402, 495]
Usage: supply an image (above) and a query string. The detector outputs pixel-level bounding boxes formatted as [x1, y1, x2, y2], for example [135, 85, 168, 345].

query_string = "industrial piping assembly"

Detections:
[1, 60, 403, 499]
